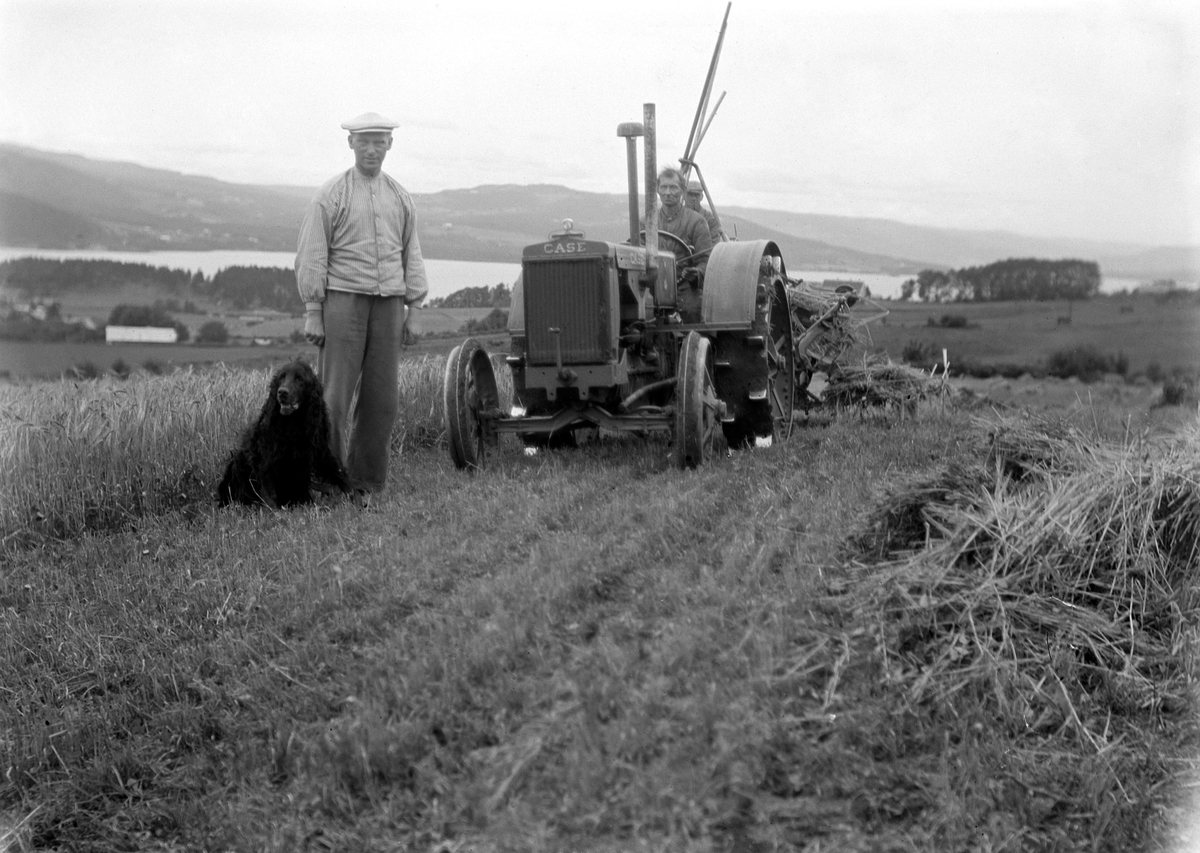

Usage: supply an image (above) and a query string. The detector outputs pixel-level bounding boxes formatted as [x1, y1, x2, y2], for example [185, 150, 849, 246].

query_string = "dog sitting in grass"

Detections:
[217, 361, 350, 508]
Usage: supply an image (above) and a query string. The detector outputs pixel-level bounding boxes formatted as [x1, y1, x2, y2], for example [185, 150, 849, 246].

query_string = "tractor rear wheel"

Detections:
[674, 331, 721, 468]
[720, 277, 796, 447]
[444, 338, 500, 470]
[763, 278, 797, 441]
[704, 241, 797, 449]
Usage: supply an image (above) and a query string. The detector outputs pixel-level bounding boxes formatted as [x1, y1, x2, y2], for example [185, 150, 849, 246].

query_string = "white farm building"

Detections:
[105, 326, 178, 344]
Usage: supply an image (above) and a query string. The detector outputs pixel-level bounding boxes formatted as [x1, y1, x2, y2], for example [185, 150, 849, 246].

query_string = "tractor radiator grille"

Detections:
[523, 256, 612, 365]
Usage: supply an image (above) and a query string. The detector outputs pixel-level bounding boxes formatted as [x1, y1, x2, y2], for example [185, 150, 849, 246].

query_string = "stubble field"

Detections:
[1, 338, 1198, 851]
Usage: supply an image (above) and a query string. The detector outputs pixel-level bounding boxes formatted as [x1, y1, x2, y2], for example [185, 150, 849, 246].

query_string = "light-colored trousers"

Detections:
[318, 290, 404, 491]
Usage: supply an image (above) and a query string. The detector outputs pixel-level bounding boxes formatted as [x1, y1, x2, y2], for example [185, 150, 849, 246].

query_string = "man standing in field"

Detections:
[295, 111, 428, 497]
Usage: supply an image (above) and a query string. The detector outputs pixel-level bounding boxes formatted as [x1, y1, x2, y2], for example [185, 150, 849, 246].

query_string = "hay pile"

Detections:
[822, 353, 936, 411]
[840, 414, 1200, 844]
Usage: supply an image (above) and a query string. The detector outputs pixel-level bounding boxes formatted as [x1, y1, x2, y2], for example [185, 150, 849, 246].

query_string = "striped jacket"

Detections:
[295, 168, 429, 310]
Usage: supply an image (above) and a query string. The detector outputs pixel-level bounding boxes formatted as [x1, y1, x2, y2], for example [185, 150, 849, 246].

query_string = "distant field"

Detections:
[5, 291, 1197, 380]
[22, 282, 173, 320]
[0, 308, 501, 379]
[2, 275, 493, 337]
[22, 281, 495, 341]
[420, 306, 496, 334]
[864, 292, 1200, 374]
[176, 307, 495, 341]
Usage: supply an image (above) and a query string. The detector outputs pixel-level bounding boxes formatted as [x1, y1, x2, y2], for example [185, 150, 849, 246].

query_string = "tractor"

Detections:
[443, 107, 807, 470]
[442, 6, 861, 470]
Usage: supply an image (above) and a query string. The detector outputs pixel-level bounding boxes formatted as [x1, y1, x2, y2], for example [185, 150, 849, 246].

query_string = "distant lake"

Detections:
[0, 248, 521, 304]
[0, 247, 1147, 301]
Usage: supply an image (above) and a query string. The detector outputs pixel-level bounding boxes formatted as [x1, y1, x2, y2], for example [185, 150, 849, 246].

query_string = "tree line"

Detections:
[2, 259, 519, 313]
[0, 258, 303, 313]
[1, 258, 521, 344]
[426, 283, 511, 309]
[899, 258, 1101, 302]
[0, 258, 199, 296]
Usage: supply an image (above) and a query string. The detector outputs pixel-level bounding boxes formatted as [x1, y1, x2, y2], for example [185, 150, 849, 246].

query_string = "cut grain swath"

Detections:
[839, 415, 1200, 843]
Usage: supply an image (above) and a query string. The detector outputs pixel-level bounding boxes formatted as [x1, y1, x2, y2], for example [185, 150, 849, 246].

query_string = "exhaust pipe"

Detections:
[616, 121, 643, 244]
[643, 103, 658, 283]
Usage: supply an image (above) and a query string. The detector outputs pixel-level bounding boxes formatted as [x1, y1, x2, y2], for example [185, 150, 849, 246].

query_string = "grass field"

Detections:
[864, 292, 1200, 376]
[1, 350, 1198, 851]
[6, 286, 1197, 384]
[0, 310, 498, 380]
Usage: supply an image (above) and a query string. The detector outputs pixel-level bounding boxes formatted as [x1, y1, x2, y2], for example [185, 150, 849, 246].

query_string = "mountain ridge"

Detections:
[1, 143, 1195, 280]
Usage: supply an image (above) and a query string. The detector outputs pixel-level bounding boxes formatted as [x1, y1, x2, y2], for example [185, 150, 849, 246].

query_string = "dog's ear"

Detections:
[257, 366, 286, 424]
[297, 362, 319, 394]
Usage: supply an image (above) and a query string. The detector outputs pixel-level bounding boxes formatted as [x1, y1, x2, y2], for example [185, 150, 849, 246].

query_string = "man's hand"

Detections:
[680, 266, 700, 287]
[304, 309, 325, 347]
[402, 303, 421, 345]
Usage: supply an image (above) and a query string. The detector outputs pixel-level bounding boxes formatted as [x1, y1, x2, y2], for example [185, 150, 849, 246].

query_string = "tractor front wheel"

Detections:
[444, 338, 500, 470]
[674, 331, 721, 468]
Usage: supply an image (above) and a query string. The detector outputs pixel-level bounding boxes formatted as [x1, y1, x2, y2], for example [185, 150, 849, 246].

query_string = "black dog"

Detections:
[217, 361, 350, 508]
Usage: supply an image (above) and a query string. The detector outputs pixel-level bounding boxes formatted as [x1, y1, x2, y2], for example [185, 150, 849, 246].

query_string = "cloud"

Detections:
[2, 0, 1197, 244]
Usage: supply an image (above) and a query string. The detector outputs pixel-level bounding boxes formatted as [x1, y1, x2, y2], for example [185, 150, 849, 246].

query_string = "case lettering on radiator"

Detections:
[543, 241, 589, 255]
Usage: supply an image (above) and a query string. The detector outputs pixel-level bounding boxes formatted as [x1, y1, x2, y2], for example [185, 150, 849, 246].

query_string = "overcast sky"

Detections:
[1, 0, 1197, 247]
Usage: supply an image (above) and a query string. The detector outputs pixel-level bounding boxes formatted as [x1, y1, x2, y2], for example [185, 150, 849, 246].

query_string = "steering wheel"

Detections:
[638, 229, 692, 261]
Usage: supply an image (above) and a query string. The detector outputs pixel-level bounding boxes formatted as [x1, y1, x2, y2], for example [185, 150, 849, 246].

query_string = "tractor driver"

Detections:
[656, 167, 713, 320]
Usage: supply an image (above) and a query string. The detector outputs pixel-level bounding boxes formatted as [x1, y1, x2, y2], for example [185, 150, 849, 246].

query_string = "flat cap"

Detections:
[687, 179, 703, 193]
[341, 111, 399, 133]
